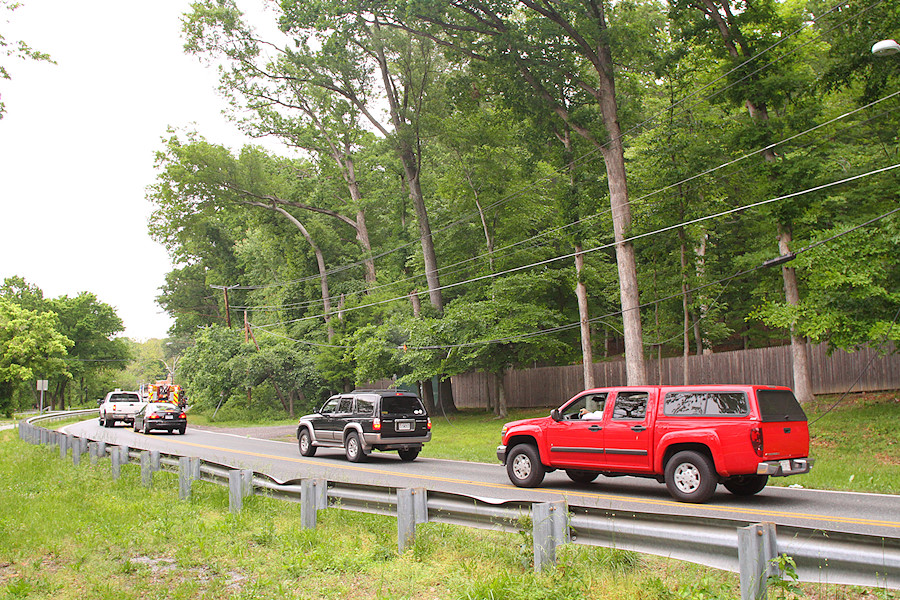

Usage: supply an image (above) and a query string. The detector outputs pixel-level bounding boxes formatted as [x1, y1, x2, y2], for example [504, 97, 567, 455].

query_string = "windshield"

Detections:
[150, 403, 178, 412]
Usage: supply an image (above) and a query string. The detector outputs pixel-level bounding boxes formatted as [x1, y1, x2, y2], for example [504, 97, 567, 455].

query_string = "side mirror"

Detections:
[550, 408, 561, 422]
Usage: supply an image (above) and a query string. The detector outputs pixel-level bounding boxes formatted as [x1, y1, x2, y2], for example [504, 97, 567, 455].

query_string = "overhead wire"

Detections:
[250, 163, 900, 333]
[231, 89, 900, 314]
[214, 0, 875, 296]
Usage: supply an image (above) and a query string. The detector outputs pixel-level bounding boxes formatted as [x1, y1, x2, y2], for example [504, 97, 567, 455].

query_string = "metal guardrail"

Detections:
[16, 413, 900, 598]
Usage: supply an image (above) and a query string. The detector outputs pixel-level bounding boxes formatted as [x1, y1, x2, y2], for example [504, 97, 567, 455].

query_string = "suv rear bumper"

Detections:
[757, 457, 814, 476]
[363, 432, 431, 450]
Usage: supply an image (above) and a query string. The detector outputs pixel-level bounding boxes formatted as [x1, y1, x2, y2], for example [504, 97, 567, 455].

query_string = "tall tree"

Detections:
[374, 0, 652, 384]
[0, 298, 71, 416]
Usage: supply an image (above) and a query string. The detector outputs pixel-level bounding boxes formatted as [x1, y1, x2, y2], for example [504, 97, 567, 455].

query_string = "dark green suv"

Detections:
[296, 390, 431, 462]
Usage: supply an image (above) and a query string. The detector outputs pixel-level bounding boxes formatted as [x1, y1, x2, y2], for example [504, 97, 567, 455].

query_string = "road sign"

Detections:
[36, 380, 48, 391]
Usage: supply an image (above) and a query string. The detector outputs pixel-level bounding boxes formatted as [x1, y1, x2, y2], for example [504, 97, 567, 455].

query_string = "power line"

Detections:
[251, 162, 900, 332]
[208, 0, 876, 296]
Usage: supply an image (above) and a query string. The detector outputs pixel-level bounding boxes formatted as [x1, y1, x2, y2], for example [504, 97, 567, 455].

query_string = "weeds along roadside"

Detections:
[1, 427, 893, 599]
[0, 429, 736, 600]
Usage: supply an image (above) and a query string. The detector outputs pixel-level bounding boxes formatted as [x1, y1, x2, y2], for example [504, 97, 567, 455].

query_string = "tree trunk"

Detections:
[778, 223, 814, 404]
[679, 234, 691, 385]
[496, 371, 508, 418]
[270, 206, 334, 340]
[575, 246, 595, 389]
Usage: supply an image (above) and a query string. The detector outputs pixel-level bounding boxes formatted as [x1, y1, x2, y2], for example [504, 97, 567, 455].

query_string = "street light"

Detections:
[872, 39, 900, 56]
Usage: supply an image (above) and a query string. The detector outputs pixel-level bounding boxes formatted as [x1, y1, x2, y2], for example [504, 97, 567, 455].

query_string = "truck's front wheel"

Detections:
[665, 450, 717, 503]
[506, 444, 545, 488]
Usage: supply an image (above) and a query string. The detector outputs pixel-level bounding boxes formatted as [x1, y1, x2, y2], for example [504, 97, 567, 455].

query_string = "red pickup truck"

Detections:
[497, 385, 813, 503]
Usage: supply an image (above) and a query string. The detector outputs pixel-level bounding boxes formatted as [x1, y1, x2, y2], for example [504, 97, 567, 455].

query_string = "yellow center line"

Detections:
[165, 437, 900, 531]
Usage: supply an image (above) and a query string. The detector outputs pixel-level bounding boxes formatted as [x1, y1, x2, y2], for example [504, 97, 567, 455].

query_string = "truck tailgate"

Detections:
[757, 388, 810, 459]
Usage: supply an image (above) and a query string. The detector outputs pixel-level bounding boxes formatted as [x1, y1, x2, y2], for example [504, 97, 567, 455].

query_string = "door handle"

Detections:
[588, 425, 602, 432]
[631, 425, 647, 432]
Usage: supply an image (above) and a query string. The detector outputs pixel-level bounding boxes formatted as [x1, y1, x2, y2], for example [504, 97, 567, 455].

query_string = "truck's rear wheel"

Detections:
[665, 450, 717, 503]
[723, 474, 768, 496]
[506, 444, 545, 488]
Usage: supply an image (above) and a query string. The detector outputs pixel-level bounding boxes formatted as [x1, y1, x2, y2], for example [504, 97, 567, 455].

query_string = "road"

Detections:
[61, 417, 900, 539]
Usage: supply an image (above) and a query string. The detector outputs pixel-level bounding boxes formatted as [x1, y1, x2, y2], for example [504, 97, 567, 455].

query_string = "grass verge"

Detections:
[1, 429, 894, 599]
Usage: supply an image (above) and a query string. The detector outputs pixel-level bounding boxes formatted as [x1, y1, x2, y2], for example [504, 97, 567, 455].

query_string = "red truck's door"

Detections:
[756, 388, 810, 459]
[602, 390, 653, 472]
[545, 419, 605, 468]
[544, 391, 608, 469]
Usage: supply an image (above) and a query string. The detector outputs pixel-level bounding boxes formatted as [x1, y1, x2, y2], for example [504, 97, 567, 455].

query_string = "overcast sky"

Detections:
[1, 0, 265, 339]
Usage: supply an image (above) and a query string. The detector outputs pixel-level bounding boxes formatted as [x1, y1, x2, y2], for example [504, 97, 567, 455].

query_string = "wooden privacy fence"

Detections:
[451, 343, 900, 409]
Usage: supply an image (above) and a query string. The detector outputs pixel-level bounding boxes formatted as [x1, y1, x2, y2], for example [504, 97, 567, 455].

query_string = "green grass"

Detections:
[422, 408, 548, 462]
[798, 392, 900, 494]
[0, 429, 749, 600]
[3, 394, 897, 599]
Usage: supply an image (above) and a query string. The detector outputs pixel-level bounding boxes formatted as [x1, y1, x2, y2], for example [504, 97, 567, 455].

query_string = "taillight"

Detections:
[148, 413, 161, 420]
[373, 418, 381, 431]
[427, 417, 432, 431]
[178, 412, 186, 419]
[750, 426, 764, 457]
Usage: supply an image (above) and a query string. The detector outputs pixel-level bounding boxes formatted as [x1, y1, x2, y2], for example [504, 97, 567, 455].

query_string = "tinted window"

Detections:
[337, 398, 353, 413]
[109, 393, 140, 402]
[381, 396, 426, 416]
[151, 403, 178, 412]
[611, 392, 648, 420]
[757, 389, 807, 422]
[355, 397, 376, 416]
[320, 398, 340, 414]
[664, 392, 748, 416]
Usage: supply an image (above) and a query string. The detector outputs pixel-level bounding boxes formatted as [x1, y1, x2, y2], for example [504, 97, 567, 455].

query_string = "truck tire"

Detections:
[506, 443, 545, 488]
[566, 469, 600, 484]
[665, 450, 717, 503]
[723, 474, 768, 496]
[298, 428, 316, 457]
[345, 431, 366, 463]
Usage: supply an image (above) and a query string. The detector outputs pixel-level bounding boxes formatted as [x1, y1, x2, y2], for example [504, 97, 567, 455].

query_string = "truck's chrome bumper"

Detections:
[496, 445, 507, 464]
[757, 457, 814, 476]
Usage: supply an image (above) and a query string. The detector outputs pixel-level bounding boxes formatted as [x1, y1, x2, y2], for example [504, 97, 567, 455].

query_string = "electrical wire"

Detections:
[208, 0, 881, 296]
[249, 163, 900, 333]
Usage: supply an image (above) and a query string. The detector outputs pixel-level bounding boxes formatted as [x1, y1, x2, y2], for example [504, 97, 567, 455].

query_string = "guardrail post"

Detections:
[58, 433, 69, 459]
[739, 522, 778, 600]
[397, 488, 427, 553]
[190, 457, 202, 481]
[119, 446, 130, 465]
[241, 469, 254, 498]
[300, 479, 327, 529]
[140, 451, 153, 488]
[150, 450, 161, 472]
[533, 500, 569, 572]
[229, 470, 244, 514]
[71, 437, 82, 466]
[111, 448, 122, 480]
[178, 457, 192, 500]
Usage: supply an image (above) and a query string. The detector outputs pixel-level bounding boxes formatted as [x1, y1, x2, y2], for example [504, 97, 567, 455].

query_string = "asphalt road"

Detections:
[61, 418, 900, 539]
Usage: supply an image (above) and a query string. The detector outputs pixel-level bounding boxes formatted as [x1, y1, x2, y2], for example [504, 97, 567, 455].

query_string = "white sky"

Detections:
[0, 0, 266, 340]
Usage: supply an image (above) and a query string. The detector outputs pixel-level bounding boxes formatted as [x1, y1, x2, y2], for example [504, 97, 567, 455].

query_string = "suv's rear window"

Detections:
[664, 391, 749, 416]
[109, 393, 140, 402]
[381, 396, 426, 416]
[757, 389, 807, 422]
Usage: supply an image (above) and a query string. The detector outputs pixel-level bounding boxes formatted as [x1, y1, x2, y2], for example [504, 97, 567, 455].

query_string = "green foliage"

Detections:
[144, 0, 900, 407]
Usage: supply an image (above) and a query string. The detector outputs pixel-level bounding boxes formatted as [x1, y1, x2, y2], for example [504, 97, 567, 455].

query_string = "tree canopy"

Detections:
[148, 0, 899, 416]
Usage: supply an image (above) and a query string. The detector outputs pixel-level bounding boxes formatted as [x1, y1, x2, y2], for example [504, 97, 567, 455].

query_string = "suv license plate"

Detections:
[397, 421, 412, 431]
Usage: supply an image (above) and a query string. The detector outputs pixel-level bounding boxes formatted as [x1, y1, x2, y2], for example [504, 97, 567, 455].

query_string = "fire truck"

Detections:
[146, 380, 185, 409]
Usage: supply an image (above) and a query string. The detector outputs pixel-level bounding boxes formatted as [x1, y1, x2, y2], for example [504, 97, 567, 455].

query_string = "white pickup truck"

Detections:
[99, 390, 145, 428]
